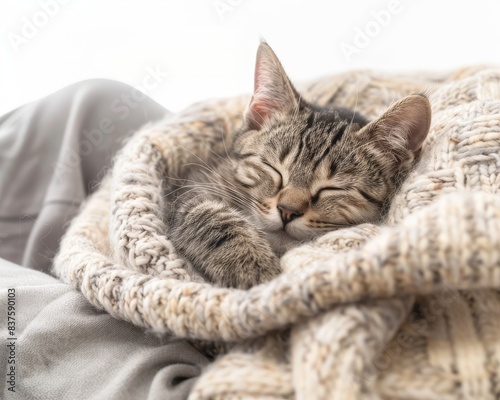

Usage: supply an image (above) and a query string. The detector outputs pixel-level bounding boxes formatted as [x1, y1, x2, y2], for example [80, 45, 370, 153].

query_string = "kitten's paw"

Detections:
[232, 251, 281, 289]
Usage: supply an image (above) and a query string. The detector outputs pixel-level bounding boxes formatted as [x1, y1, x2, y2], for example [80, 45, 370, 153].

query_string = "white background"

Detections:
[2, 0, 500, 116]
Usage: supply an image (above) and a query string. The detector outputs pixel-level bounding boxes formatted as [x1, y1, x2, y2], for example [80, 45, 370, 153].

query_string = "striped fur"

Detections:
[167, 43, 431, 288]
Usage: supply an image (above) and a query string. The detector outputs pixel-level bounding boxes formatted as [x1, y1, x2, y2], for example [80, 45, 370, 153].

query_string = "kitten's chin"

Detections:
[264, 230, 303, 257]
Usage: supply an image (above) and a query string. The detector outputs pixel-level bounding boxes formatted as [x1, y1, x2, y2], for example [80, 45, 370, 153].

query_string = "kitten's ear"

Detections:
[365, 94, 432, 159]
[244, 42, 300, 130]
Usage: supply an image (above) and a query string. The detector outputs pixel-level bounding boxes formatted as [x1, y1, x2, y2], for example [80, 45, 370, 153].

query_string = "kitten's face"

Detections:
[232, 107, 384, 253]
[230, 43, 431, 254]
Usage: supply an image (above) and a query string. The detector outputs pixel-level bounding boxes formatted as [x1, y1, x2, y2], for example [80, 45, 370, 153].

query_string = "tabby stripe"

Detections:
[313, 144, 332, 171]
[209, 232, 235, 249]
[293, 133, 307, 164]
[279, 144, 290, 163]
[293, 112, 315, 164]
[238, 153, 257, 159]
[331, 123, 347, 146]
[305, 112, 315, 130]
[312, 124, 347, 171]
[211, 222, 233, 232]
[329, 160, 338, 178]
[357, 189, 383, 207]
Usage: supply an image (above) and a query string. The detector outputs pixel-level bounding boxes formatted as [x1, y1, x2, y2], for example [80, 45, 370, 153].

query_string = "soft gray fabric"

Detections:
[0, 258, 209, 399]
[0, 80, 209, 399]
[0, 79, 167, 272]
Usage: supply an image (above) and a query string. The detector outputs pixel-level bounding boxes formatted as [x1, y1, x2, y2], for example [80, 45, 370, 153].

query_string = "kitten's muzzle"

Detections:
[276, 188, 309, 227]
[277, 204, 303, 226]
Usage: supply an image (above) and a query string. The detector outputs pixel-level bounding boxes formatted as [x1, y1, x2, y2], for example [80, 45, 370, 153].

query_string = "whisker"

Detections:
[167, 178, 261, 213]
[218, 123, 232, 160]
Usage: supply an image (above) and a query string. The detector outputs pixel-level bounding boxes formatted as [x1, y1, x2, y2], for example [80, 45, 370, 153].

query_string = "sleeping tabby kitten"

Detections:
[167, 42, 431, 289]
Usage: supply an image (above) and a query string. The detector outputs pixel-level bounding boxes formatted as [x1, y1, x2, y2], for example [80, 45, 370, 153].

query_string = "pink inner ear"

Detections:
[249, 58, 279, 123]
[248, 94, 278, 127]
[244, 43, 299, 130]
[245, 58, 272, 128]
[245, 99, 262, 128]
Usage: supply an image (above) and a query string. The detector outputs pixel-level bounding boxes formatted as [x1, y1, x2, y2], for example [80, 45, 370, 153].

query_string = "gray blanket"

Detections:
[0, 79, 208, 399]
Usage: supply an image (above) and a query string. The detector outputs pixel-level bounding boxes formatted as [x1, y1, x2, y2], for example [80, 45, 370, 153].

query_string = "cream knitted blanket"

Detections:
[53, 66, 500, 399]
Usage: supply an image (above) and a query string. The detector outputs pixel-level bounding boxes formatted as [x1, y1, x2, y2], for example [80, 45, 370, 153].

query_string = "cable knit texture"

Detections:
[53, 66, 500, 399]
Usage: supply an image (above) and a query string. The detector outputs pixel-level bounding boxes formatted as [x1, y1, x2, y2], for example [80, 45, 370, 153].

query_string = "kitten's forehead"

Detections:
[277, 106, 368, 182]
[233, 104, 370, 187]
[262, 107, 364, 145]
[307, 105, 368, 127]
[280, 105, 368, 145]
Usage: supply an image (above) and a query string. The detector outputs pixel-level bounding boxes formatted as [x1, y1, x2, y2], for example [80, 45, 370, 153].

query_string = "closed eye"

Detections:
[356, 189, 383, 207]
[311, 186, 345, 203]
[262, 161, 283, 190]
[313, 186, 383, 208]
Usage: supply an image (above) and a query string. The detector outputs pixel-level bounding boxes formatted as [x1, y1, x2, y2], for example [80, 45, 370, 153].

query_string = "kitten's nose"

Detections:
[277, 204, 303, 226]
